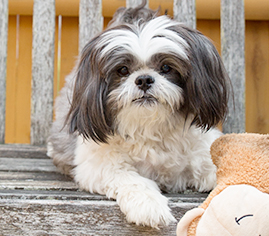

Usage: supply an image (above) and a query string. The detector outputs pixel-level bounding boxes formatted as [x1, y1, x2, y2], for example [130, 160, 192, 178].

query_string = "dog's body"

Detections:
[48, 4, 230, 228]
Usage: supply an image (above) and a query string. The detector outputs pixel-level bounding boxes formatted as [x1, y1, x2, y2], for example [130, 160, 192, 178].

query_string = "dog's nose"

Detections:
[135, 75, 155, 92]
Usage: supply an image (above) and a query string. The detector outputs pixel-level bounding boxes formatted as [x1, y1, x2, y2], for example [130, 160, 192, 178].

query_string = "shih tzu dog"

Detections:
[47, 2, 230, 228]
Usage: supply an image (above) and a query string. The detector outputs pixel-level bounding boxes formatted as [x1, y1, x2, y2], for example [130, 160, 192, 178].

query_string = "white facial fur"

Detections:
[99, 16, 189, 63]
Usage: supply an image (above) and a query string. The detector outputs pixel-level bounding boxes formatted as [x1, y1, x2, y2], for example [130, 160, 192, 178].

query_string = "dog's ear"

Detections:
[174, 26, 231, 130]
[66, 36, 112, 143]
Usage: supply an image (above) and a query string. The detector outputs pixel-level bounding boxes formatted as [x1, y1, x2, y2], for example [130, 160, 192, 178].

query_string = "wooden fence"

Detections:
[0, 0, 269, 145]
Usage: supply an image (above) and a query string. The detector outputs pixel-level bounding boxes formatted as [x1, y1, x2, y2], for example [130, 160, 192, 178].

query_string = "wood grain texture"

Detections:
[0, 144, 208, 235]
[173, 0, 196, 29]
[0, 198, 200, 235]
[0, 0, 8, 143]
[126, 0, 148, 8]
[56, 16, 79, 96]
[6, 0, 269, 20]
[79, 0, 103, 53]
[5, 16, 32, 144]
[0, 144, 47, 158]
[0, 157, 58, 172]
[0, 171, 72, 182]
[221, 0, 245, 133]
[31, 0, 55, 145]
[245, 21, 269, 134]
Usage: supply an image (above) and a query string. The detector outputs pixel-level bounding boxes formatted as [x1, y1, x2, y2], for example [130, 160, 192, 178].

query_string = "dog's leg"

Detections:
[73, 140, 176, 228]
[114, 171, 176, 228]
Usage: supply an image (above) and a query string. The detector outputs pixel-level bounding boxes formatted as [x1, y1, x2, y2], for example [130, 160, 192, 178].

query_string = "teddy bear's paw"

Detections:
[117, 187, 176, 228]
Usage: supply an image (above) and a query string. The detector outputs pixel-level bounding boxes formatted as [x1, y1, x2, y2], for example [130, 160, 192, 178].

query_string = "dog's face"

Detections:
[67, 15, 230, 143]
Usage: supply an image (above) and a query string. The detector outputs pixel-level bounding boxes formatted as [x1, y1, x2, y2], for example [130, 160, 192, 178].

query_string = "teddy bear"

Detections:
[176, 133, 269, 236]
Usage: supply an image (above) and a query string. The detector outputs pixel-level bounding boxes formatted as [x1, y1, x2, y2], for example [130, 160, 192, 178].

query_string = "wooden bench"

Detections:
[0, 0, 250, 234]
[0, 144, 207, 234]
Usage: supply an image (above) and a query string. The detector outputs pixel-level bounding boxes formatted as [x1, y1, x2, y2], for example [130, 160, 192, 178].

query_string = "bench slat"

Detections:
[79, 0, 103, 53]
[0, 188, 207, 202]
[0, 189, 109, 201]
[0, 180, 78, 191]
[0, 144, 48, 158]
[0, 144, 207, 234]
[173, 0, 196, 29]
[0, 0, 8, 144]
[0, 157, 58, 172]
[0, 170, 71, 181]
[31, 0, 55, 145]
[221, 0, 245, 133]
[0, 198, 199, 235]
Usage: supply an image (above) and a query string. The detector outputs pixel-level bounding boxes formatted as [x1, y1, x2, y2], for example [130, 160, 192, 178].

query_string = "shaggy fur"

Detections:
[47, 2, 230, 228]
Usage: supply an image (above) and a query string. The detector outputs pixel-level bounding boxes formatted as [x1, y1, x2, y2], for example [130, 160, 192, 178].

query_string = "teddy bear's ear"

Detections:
[210, 133, 237, 167]
[177, 208, 205, 236]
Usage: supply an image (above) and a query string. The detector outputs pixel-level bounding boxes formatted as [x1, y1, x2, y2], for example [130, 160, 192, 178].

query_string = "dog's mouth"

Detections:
[132, 95, 158, 105]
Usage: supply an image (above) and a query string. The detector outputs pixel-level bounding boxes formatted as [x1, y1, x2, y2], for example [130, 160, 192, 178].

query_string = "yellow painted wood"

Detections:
[57, 16, 79, 96]
[5, 16, 32, 144]
[5, 16, 16, 143]
[245, 21, 269, 134]
[8, 0, 269, 20]
[197, 20, 220, 53]
[4, 13, 269, 143]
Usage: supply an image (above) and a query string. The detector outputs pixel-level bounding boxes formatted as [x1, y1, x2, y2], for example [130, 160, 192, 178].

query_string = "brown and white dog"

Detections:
[47, 3, 230, 228]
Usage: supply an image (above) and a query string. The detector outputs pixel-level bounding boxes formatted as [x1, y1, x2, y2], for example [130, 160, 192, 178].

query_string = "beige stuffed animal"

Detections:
[177, 133, 269, 236]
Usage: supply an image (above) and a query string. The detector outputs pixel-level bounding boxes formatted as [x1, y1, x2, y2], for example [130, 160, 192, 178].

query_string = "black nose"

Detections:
[135, 75, 155, 92]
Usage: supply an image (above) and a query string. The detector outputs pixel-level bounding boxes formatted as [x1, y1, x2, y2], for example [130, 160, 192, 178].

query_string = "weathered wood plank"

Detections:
[0, 198, 199, 235]
[79, 0, 103, 53]
[221, 0, 245, 133]
[173, 0, 196, 29]
[0, 157, 58, 172]
[0, 180, 78, 191]
[0, 188, 207, 202]
[0, 0, 8, 144]
[0, 144, 48, 159]
[0, 145, 207, 235]
[31, 0, 55, 145]
[126, 0, 148, 8]
[0, 189, 109, 201]
[0, 171, 71, 181]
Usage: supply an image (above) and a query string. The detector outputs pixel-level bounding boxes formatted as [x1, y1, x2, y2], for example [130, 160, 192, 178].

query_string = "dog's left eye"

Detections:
[161, 64, 172, 74]
[117, 66, 129, 76]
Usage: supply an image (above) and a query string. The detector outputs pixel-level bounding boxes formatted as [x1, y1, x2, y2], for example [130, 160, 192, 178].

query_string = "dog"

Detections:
[47, 2, 230, 228]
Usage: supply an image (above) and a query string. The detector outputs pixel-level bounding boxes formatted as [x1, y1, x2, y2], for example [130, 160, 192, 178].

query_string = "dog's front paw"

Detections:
[117, 186, 176, 228]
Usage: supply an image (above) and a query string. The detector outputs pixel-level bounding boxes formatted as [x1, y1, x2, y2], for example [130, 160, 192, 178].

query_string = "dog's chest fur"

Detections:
[75, 119, 218, 193]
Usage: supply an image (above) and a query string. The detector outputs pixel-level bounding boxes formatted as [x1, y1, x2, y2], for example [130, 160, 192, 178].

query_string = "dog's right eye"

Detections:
[117, 66, 129, 76]
[161, 64, 172, 74]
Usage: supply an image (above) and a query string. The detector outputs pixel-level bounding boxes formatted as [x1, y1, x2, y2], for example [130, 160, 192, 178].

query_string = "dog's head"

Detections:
[67, 5, 230, 143]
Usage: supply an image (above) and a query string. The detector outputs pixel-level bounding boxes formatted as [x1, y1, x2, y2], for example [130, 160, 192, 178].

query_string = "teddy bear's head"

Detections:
[211, 133, 269, 192]
[177, 133, 269, 236]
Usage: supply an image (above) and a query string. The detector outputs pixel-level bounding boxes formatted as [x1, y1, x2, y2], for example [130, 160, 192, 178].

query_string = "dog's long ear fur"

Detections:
[66, 3, 160, 144]
[66, 36, 112, 143]
[173, 26, 231, 130]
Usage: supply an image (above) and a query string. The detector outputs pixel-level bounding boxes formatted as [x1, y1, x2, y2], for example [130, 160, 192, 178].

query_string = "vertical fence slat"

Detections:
[79, 0, 103, 53]
[31, 0, 55, 145]
[0, 0, 8, 144]
[221, 0, 245, 133]
[126, 0, 148, 8]
[173, 0, 196, 29]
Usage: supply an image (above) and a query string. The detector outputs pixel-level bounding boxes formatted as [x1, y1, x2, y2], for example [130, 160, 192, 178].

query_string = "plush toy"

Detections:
[177, 133, 269, 236]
